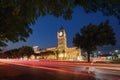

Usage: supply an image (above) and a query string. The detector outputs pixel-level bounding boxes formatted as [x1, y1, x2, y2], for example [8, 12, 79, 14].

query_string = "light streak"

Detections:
[0, 59, 120, 80]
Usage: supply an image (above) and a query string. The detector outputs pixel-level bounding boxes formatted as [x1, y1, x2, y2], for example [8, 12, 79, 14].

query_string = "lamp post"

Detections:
[109, 52, 113, 61]
[115, 49, 118, 53]
[114, 49, 119, 60]
[98, 51, 101, 58]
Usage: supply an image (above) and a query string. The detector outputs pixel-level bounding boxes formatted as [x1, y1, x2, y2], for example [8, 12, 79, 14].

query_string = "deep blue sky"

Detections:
[7, 7, 120, 53]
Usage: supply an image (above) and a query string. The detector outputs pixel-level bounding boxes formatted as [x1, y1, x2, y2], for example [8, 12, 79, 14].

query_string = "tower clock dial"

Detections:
[59, 31, 63, 36]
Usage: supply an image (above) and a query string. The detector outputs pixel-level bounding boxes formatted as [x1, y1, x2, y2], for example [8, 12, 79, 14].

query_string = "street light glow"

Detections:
[115, 49, 119, 53]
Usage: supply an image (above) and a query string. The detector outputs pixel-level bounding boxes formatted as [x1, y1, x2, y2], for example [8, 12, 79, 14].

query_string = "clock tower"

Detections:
[35, 26, 82, 61]
[57, 27, 67, 50]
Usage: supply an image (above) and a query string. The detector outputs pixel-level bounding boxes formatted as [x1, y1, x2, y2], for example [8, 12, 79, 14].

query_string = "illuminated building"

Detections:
[32, 27, 82, 61]
[33, 46, 40, 54]
[42, 27, 82, 61]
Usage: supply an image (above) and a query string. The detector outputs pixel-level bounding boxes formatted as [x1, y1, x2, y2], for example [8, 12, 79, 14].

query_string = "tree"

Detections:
[54, 49, 60, 60]
[113, 53, 118, 60]
[4, 48, 21, 58]
[18, 46, 34, 59]
[73, 20, 116, 62]
[74, 0, 120, 23]
[0, 0, 120, 47]
[4, 50, 12, 58]
[0, 53, 7, 58]
[11, 49, 19, 58]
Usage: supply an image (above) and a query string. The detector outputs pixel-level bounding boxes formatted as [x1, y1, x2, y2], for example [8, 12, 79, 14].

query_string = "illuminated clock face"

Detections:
[59, 31, 63, 36]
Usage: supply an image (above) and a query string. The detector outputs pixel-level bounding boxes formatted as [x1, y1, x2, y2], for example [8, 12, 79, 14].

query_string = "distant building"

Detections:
[33, 46, 40, 54]
[118, 54, 120, 59]
[32, 27, 82, 61]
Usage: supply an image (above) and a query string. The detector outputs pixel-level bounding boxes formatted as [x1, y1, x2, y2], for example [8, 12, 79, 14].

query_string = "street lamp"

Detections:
[98, 51, 101, 54]
[114, 49, 119, 60]
[115, 49, 119, 53]
[98, 51, 101, 57]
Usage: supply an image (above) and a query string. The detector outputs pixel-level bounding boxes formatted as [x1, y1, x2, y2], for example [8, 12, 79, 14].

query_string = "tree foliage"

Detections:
[18, 46, 34, 58]
[73, 20, 116, 62]
[3, 46, 34, 58]
[4, 48, 19, 58]
[74, 0, 120, 21]
[0, 0, 120, 47]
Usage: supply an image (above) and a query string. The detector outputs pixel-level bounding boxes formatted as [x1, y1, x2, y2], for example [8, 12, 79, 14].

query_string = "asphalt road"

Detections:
[0, 59, 120, 80]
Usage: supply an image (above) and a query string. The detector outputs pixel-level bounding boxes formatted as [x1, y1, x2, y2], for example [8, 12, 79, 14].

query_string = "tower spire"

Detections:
[60, 25, 64, 30]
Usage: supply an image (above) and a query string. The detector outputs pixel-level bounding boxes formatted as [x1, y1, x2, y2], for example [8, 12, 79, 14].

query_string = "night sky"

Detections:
[7, 7, 120, 54]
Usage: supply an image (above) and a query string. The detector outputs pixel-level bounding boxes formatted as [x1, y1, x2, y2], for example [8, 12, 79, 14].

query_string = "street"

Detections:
[0, 59, 120, 80]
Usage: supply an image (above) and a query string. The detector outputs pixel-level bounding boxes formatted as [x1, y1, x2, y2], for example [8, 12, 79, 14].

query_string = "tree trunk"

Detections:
[87, 51, 91, 62]
[55, 53, 59, 60]
[57, 54, 59, 60]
